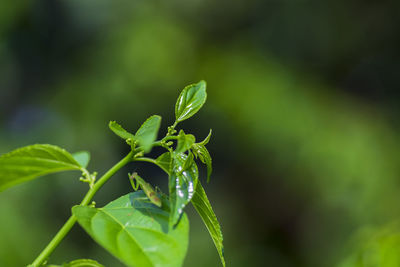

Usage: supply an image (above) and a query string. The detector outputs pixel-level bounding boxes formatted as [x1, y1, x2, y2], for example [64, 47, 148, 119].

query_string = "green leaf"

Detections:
[109, 121, 136, 140]
[175, 130, 195, 154]
[62, 259, 104, 267]
[175, 80, 207, 124]
[199, 129, 212, 145]
[72, 151, 91, 169]
[135, 115, 162, 153]
[0, 144, 82, 191]
[73, 191, 189, 267]
[155, 152, 198, 226]
[169, 153, 198, 226]
[155, 152, 172, 174]
[183, 152, 194, 171]
[191, 181, 225, 267]
[192, 143, 212, 182]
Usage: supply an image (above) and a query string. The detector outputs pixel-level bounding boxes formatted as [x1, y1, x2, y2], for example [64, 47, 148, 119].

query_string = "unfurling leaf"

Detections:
[169, 153, 198, 226]
[108, 121, 136, 140]
[72, 151, 91, 169]
[183, 152, 194, 171]
[191, 181, 225, 267]
[0, 144, 82, 191]
[175, 80, 207, 124]
[73, 191, 189, 267]
[175, 130, 195, 154]
[192, 143, 212, 182]
[135, 115, 161, 153]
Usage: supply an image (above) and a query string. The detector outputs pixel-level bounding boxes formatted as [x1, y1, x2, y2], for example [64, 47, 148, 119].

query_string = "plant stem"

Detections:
[152, 136, 177, 148]
[30, 151, 134, 267]
[133, 157, 158, 165]
[30, 216, 77, 267]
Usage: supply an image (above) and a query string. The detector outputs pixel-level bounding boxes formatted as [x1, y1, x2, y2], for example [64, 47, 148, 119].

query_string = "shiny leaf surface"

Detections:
[175, 80, 207, 124]
[191, 181, 225, 267]
[135, 115, 161, 153]
[73, 191, 189, 267]
[0, 144, 82, 191]
[109, 121, 136, 140]
[169, 153, 198, 226]
[183, 152, 194, 171]
[72, 151, 91, 169]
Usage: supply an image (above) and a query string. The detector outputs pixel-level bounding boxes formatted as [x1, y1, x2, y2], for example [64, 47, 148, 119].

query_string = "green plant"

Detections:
[0, 81, 224, 267]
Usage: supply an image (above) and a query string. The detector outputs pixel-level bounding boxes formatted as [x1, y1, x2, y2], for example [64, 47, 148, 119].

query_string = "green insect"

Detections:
[128, 172, 162, 208]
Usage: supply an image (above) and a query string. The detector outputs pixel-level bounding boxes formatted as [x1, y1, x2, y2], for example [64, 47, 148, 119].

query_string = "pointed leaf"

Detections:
[109, 121, 136, 140]
[191, 181, 225, 267]
[72, 151, 91, 169]
[155, 152, 172, 174]
[169, 153, 198, 226]
[192, 143, 212, 182]
[175, 80, 207, 124]
[135, 115, 161, 153]
[199, 129, 212, 145]
[0, 144, 82, 191]
[73, 191, 188, 267]
[175, 130, 195, 154]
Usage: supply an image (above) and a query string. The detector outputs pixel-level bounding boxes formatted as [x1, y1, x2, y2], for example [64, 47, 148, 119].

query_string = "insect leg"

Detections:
[128, 172, 140, 191]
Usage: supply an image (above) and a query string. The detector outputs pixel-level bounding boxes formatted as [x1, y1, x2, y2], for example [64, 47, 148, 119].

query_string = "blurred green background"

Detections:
[1, 0, 400, 266]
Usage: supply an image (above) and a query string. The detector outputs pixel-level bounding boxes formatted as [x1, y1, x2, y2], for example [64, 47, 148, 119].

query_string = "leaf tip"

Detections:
[201, 129, 212, 145]
[198, 79, 207, 87]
